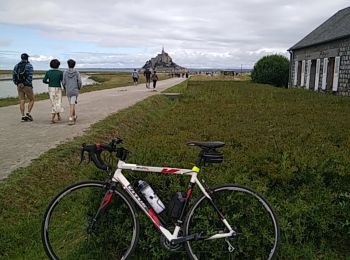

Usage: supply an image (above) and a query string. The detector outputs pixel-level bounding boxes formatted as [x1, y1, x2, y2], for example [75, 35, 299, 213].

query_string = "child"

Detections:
[151, 70, 158, 91]
[62, 59, 82, 125]
[131, 69, 139, 86]
[43, 59, 63, 124]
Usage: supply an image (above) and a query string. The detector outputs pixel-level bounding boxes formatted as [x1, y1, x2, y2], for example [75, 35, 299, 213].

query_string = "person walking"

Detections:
[12, 53, 34, 122]
[151, 70, 159, 91]
[131, 69, 139, 86]
[143, 68, 151, 88]
[43, 59, 64, 124]
[62, 59, 82, 125]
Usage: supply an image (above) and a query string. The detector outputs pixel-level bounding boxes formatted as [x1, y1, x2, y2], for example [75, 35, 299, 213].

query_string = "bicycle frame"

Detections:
[111, 160, 235, 243]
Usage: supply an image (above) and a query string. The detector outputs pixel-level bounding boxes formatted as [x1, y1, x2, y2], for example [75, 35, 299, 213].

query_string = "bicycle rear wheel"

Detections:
[41, 181, 139, 259]
[184, 184, 280, 259]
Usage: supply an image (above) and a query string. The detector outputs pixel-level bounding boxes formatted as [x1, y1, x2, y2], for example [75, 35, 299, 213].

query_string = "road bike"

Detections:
[41, 138, 280, 259]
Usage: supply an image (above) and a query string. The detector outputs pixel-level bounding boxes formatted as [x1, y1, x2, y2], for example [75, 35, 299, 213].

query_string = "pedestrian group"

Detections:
[141, 68, 158, 91]
[13, 54, 82, 125]
[13, 53, 162, 125]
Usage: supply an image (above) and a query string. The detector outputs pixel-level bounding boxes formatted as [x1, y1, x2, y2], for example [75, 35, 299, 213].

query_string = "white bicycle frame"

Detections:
[112, 160, 235, 243]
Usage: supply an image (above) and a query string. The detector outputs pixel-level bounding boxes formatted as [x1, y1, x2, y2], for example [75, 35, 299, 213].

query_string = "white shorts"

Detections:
[68, 96, 78, 105]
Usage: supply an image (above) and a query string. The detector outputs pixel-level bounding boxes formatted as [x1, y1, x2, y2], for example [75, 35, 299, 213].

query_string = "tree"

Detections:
[251, 54, 289, 87]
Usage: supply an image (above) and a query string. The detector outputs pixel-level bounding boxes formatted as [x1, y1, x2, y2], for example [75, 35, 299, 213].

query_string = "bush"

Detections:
[251, 54, 289, 87]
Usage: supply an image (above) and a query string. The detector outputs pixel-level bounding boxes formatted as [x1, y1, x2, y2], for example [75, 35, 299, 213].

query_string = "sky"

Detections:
[0, 0, 349, 70]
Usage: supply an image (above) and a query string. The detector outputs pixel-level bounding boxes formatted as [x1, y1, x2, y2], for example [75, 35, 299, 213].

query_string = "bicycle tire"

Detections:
[184, 184, 280, 259]
[41, 181, 139, 259]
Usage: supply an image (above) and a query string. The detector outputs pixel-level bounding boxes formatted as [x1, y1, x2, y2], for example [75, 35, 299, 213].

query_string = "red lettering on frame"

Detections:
[161, 168, 179, 174]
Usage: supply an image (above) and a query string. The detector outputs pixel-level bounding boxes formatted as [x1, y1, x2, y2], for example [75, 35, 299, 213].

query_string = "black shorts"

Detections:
[133, 77, 138, 82]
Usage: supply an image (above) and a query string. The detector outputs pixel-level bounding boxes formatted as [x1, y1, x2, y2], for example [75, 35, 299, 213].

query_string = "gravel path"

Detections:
[0, 78, 186, 179]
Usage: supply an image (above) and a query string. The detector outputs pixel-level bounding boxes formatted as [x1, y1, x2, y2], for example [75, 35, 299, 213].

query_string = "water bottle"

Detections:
[138, 180, 165, 214]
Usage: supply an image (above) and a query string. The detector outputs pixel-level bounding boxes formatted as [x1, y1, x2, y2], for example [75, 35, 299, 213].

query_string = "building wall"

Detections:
[289, 37, 350, 95]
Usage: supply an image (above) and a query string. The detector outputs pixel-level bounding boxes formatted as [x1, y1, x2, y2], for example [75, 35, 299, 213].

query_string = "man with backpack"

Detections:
[12, 53, 34, 122]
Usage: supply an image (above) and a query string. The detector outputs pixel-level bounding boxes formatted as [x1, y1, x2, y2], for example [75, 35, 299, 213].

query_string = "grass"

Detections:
[81, 72, 170, 93]
[190, 72, 251, 81]
[161, 79, 188, 93]
[0, 70, 45, 75]
[0, 70, 12, 74]
[0, 79, 349, 259]
[0, 72, 170, 107]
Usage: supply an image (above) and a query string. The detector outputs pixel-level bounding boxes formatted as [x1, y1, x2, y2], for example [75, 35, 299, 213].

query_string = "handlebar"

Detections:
[80, 138, 128, 171]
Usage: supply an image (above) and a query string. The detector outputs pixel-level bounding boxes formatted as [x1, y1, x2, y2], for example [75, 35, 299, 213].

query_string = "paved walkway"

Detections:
[0, 78, 186, 179]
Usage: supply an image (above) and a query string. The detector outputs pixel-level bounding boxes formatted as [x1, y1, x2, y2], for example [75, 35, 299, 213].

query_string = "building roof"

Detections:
[289, 6, 350, 51]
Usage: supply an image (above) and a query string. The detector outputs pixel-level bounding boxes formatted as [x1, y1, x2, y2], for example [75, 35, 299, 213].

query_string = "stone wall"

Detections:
[339, 43, 350, 95]
[289, 37, 350, 95]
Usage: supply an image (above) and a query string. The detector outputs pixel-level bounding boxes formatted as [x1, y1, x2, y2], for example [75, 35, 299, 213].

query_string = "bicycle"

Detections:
[41, 138, 280, 259]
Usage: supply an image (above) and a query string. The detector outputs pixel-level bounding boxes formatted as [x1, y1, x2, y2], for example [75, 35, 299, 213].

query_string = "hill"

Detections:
[142, 47, 186, 72]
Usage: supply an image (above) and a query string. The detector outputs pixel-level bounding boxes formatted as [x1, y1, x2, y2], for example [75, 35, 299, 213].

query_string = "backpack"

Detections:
[14, 62, 27, 84]
[151, 74, 158, 81]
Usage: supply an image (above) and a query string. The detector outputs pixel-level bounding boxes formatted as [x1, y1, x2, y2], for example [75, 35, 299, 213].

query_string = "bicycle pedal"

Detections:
[225, 238, 235, 253]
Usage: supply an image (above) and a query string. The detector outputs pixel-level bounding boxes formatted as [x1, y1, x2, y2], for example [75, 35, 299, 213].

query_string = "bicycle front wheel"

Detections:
[184, 184, 280, 259]
[41, 181, 139, 259]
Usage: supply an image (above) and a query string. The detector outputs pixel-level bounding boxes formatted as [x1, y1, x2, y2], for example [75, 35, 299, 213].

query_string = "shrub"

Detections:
[251, 54, 289, 87]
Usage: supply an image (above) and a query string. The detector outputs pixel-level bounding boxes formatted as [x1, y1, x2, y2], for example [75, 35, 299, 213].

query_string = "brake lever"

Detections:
[79, 143, 91, 165]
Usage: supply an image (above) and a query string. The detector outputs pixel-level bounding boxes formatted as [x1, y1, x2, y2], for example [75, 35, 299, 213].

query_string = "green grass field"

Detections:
[0, 79, 349, 259]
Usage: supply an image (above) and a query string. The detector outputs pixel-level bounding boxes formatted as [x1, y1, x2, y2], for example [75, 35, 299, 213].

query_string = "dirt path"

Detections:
[0, 78, 186, 179]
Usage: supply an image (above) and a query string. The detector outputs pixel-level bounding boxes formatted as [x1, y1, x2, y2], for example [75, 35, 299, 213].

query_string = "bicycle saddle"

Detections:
[187, 141, 225, 149]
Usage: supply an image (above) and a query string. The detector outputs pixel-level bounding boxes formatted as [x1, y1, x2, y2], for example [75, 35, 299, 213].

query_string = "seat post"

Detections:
[195, 149, 205, 168]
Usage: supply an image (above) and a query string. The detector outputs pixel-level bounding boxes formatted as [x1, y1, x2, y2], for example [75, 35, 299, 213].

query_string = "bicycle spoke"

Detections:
[185, 185, 280, 259]
[42, 182, 139, 259]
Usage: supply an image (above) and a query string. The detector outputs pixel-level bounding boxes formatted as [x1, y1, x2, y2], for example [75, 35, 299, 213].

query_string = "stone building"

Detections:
[288, 6, 350, 95]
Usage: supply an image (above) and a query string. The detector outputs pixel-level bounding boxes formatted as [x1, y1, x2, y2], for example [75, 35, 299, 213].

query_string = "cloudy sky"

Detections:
[0, 0, 349, 70]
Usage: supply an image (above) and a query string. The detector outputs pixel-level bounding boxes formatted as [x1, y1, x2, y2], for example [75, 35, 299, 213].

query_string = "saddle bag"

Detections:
[202, 150, 224, 164]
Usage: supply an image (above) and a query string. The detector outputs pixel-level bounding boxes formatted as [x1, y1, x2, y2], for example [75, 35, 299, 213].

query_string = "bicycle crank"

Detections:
[160, 235, 184, 252]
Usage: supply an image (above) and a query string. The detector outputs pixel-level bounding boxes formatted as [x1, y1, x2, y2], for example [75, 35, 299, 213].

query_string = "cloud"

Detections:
[0, 0, 349, 69]
[248, 48, 288, 56]
[30, 55, 55, 62]
[0, 39, 12, 47]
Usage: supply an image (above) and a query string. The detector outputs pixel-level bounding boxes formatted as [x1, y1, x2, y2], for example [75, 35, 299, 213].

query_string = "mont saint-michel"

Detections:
[142, 48, 186, 72]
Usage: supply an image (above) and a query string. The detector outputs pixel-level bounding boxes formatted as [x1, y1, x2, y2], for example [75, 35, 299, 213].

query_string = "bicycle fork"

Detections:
[87, 184, 115, 234]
